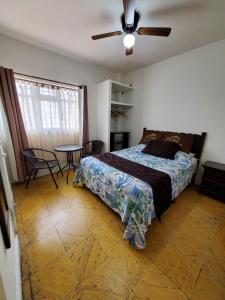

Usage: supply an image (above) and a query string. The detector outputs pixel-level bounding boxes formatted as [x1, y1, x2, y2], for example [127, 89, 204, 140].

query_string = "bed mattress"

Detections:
[74, 144, 196, 249]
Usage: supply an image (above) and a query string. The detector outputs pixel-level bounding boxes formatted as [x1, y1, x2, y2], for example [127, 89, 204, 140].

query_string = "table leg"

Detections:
[57, 152, 70, 177]
[71, 150, 82, 170]
[56, 150, 82, 184]
[66, 159, 71, 184]
[66, 152, 74, 184]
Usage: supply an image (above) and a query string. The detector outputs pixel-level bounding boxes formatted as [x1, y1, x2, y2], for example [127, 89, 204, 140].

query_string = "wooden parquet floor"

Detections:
[13, 172, 225, 300]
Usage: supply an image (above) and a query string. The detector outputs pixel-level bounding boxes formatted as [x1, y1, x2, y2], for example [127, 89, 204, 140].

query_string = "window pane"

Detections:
[62, 101, 77, 129]
[41, 101, 60, 129]
[22, 97, 36, 131]
[16, 79, 80, 137]
[40, 87, 56, 96]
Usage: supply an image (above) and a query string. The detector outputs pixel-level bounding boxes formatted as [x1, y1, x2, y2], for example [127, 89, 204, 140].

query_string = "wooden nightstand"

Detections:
[199, 161, 225, 202]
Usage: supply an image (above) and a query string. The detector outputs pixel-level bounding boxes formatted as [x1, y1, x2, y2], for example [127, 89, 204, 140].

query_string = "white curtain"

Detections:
[15, 79, 81, 164]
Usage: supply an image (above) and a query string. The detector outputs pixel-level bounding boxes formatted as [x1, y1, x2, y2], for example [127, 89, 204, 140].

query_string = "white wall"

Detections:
[124, 39, 225, 182]
[0, 33, 116, 141]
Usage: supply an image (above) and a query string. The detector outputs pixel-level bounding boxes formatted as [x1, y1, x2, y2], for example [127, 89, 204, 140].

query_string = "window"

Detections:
[16, 78, 81, 157]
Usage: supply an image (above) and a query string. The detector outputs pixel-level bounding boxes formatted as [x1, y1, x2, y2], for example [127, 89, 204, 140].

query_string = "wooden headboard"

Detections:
[142, 128, 207, 160]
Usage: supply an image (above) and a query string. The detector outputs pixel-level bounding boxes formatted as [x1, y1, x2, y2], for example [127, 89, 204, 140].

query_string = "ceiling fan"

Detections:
[91, 0, 171, 56]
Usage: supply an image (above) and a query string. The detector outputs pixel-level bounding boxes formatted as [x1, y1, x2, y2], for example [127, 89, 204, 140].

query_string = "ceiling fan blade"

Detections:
[92, 31, 122, 40]
[126, 47, 133, 56]
[137, 27, 171, 37]
[123, 0, 136, 25]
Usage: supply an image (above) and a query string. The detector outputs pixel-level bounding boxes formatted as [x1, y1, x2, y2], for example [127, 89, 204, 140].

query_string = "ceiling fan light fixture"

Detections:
[123, 33, 135, 48]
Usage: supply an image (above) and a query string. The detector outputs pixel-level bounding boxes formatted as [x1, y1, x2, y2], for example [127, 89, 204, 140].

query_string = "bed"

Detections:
[74, 128, 206, 249]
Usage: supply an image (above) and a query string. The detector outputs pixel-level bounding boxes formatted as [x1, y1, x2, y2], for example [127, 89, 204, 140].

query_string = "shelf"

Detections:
[111, 80, 133, 93]
[111, 131, 130, 134]
[111, 101, 133, 111]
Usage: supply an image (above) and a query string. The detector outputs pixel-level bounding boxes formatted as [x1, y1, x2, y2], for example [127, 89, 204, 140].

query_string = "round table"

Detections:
[54, 144, 83, 183]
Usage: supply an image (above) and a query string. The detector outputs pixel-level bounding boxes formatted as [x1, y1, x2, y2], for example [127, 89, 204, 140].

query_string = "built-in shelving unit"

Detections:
[111, 80, 133, 93]
[96, 79, 134, 152]
[111, 101, 134, 111]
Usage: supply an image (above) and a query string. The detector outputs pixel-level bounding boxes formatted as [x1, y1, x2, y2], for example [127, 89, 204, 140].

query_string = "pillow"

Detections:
[175, 151, 195, 160]
[162, 133, 194, 153]
[142, 140, 181, 159]
[139, 130, 164, 144]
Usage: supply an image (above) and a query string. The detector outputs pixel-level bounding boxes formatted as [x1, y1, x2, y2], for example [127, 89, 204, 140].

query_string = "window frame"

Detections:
[15, 78, 80, 133]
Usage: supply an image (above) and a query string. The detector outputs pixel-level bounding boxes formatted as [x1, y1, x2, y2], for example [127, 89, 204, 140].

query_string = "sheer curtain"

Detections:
[16, 79, 81, 164]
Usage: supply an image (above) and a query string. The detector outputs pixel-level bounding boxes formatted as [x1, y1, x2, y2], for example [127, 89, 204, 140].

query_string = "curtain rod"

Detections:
[14, 72, 83, 89]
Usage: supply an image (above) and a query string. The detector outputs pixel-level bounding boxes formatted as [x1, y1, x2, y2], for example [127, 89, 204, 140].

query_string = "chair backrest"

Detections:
[22, 148, 37, 165]
[92, 140, 104, 154]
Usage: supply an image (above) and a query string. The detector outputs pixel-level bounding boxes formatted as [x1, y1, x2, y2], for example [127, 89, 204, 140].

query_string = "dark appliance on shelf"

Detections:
[110, 131, 130, 151]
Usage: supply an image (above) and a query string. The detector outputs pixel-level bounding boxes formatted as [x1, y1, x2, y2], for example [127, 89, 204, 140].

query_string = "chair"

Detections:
[22, 148, 63, 189]
[82, 140, 104, 158]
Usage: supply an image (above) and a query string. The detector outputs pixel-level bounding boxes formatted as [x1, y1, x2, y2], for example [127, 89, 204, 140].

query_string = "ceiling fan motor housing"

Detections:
[121, 11, 140, 33]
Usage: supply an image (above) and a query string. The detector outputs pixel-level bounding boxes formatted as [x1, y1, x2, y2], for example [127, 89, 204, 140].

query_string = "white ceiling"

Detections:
[0, 0, 225, 72]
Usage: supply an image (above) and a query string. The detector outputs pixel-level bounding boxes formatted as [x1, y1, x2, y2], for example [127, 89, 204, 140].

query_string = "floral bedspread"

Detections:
[74, 145, 195, 249]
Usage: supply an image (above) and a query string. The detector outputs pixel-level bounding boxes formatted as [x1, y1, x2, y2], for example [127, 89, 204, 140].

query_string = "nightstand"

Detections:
[199, 161, 225, 202]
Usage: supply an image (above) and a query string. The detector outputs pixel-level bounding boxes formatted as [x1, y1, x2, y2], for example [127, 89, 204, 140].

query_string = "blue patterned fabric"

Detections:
[74, 145, 195, 249]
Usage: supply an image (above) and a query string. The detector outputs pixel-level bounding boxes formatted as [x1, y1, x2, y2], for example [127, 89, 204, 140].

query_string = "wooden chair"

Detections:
[82, 140, 104, 158]
[22, 148, 63, 189]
